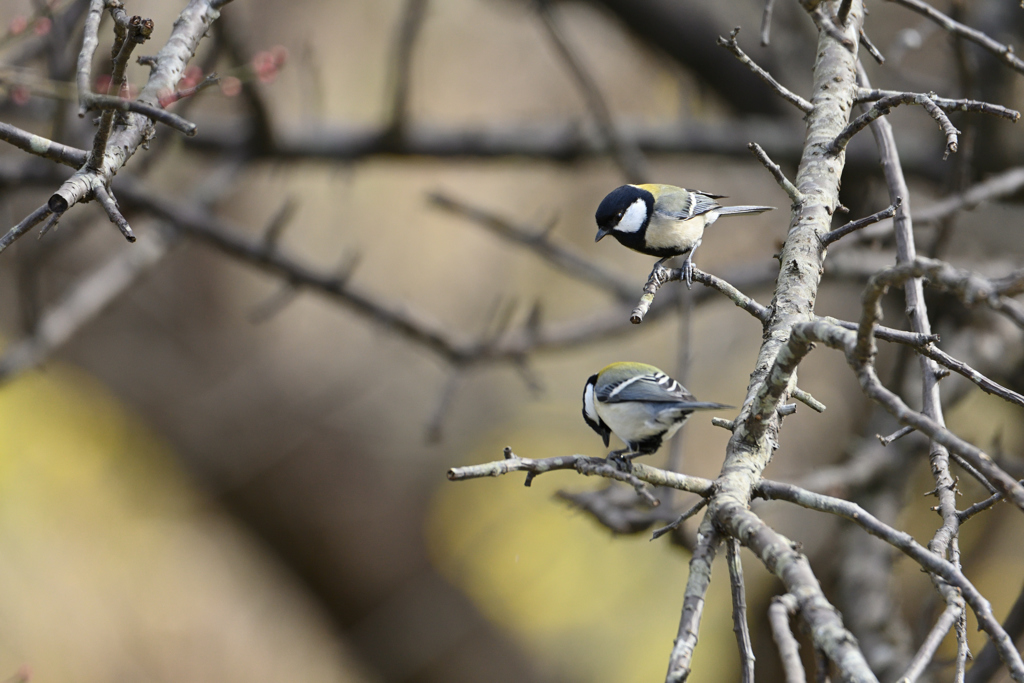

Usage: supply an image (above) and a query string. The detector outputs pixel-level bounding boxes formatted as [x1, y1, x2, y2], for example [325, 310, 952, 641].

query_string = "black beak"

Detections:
[595, 228, 609, 242]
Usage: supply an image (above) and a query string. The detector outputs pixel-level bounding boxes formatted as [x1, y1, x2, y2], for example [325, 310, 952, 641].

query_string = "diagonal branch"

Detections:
[718, 28, 813, 113]
[535, 0, 647, 183]
[757, 479, 1024, 681]
[885, 0, 1024, 75]
[428, 192, 636, 301]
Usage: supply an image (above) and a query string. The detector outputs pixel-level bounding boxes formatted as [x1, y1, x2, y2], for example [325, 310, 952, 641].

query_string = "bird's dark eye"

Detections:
[616, 211, 623, 219]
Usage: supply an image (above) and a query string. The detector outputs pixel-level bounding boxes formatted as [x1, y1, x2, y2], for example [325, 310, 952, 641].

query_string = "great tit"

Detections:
[582, 362, 731, 469]
[594, 184, 774, 286]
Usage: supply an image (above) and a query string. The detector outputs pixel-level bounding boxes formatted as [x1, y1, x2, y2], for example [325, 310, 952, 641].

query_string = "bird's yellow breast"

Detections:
[643, 213, 706, 252]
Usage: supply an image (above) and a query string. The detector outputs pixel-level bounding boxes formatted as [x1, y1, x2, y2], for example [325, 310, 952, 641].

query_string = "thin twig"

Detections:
[792, 387, 826, 412]
[919, 344, 1024, 409]
[535, 0, 647, 182]
[726, 539, 755, 683]
[429, 192, 636, 301]
[860, 29, 885, 64]
[89, 14, 154, 170]
[829, 93, 960, 158]
[93, 184, 135, 242]
[382, 0, 428, 140]
[855, 88, 1019, 121]
[821, 197, 901, 246]
[651, 497, 708, 540]
[718, 28, 813, 113]
[760, 0, 777, 46]
[878, 425, 915, 446]
[449, 449, 714, 498]
[75, 0, 105, 117]
[897, 604, 961, 683]
[749, 142, 802, 203]
[885, 0, 1024, 75]
[0, 203, 51, 255]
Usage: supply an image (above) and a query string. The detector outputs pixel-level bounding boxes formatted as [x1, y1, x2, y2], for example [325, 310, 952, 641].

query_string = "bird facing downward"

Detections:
[594, 184, 773, 286]
[582, 362, 731, 469]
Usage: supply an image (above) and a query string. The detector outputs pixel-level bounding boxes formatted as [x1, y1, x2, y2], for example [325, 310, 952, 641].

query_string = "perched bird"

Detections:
[582, 362, 731, 469]
[594, 184, 773, 286]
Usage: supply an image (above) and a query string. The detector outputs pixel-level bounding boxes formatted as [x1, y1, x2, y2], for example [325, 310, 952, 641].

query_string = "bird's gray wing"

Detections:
[597, 371, 697, 403]
[656, 190, 723, 220]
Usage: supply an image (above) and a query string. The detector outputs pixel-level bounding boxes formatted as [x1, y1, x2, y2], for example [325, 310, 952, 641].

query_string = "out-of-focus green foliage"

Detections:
[0, 362, 368, 683]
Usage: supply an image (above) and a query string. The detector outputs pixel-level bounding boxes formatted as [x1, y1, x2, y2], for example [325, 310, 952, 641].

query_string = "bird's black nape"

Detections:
[594, 185, 654, 230]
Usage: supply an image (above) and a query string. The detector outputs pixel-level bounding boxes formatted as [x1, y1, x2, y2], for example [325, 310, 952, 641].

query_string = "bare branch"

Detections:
[718, 29, 813, 114]
[0, 232, 169, 383]
[919, 344, 1024, 409]
[898, 605, 961, 683]
[75, 0, 105, 117]
[760, 0, 777, 46]
[651, 496, 708, 541]
[666, 517, 720, 681]
[885, 0, 1024, 75]
[429, 192, 636, 301]
[757, 480, 1024, 681]
[632, 264, 769, 325]
[535, 0, 648, 183]
[855, 88, 1020, 121]
[859, 29, 885, 64]
[0, 122, 89, 167]
[821, 197, 901, 246]
[967, 582, 1024, 683]
[50, 0, 229, 221]
[768, 594, 806, 683]
[878, 425, 914, 446]
[448, 449, 715, 497]
[93, 184, 135, 242]
[830, 93, 960, 158]
[726, 539, 755, 683]
[0, 203, 51, 255]
[748, 142, 802, 203]
[792, 387, 826, 412]
[89, 13, 155, 169]
[382, 0, 429, 140]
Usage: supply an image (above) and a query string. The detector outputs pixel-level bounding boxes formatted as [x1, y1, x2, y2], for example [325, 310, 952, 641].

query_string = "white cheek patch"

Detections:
[583, 384, 599, 423]
[615, 199, 648, 233]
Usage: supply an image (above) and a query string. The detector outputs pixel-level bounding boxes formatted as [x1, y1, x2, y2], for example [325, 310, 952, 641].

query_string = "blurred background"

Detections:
[0, 0, 1023, 681]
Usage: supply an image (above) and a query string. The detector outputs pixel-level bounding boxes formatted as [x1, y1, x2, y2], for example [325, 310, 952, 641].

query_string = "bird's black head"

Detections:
[594, 185, 654, 242]
[581, 373, 610, 447]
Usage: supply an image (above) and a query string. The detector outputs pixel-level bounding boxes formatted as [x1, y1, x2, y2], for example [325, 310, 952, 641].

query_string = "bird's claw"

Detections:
[606, 453, 634, 473]
[682, 260, 694, 289]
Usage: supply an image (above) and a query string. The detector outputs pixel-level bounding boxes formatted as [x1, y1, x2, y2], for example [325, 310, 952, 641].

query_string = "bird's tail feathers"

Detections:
[676, 401, 733, 411]
[717, 205, 774, 217]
